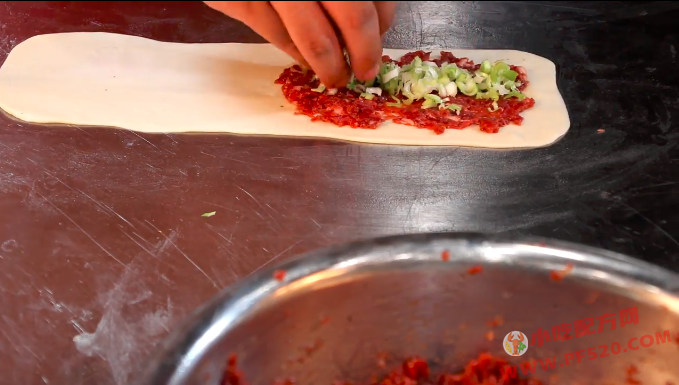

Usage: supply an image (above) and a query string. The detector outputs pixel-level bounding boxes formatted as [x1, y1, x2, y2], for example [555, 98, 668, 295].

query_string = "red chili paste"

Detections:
[549, 264, 573, 282]
[274, 51, 535, 134]
[221, 353, 543, 385]
[273, 270, 286, 281]
[441, 250, 451, 261]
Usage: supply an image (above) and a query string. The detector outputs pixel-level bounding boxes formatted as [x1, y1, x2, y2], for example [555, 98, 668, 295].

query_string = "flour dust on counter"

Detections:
[0, 32, 570, 148]
[72, 263, 174, 385]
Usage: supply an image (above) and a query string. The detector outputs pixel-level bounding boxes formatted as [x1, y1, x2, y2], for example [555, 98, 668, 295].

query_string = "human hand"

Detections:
[204, 1, 398, 88]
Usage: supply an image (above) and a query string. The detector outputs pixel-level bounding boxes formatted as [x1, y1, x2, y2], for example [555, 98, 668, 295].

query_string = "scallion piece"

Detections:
[456, 76, 478, 96]
[366, 87, 383, 96]
[505, 90, 526, 100]
[490, 62, 510, 83]
[438, 75, 451, 86]
[442, 64, 462, 80]
[424, 94, 442, 103]
[444, 81, 458, 97]
[422, 94, 443, 109]
[381, 64, 400, 84]
[480, 60, 492, 74]
[386, 95, 403, 107]
[422, 100, 437, 109]
[503, 70, 518, 82]
[476, 88, 500, 101]
[347, 76, 357, 91]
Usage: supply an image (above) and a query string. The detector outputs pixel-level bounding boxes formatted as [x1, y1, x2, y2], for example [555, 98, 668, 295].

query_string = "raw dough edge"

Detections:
[0, 32, 570, 148]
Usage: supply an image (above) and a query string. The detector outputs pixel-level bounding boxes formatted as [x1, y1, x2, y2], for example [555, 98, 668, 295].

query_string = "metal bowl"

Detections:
[138, 233, 679, 385]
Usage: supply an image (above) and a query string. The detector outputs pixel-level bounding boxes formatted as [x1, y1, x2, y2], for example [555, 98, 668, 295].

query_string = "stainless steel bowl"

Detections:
[138, 233, 679, 385]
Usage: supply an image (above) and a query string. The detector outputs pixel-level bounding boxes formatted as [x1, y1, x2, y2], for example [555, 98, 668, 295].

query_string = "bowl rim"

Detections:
[136, 232, 679, 385]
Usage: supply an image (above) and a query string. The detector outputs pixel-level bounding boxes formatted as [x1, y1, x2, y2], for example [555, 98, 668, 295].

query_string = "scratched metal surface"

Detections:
[0, 1, 677, 384]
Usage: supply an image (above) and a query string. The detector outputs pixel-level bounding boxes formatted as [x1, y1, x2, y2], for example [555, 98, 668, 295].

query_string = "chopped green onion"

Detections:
[337, 54, 527, 109]
[384, 79, 400, 96]
[426, 65, 439, 78]
[312, 84, 326, 93]
[490, 62, 510, 83]
[476, 77, 492, 91]
[347, 76, 357, 91]
[202, 211, 216, 218]
[495, 83, 510, 96]
[423, 77, 438, 87]
[381, 63, 400, 84]
[411, 81, 428, 98]
[480, 60, 492, 74]
[476, 88, 499, 101]
[422, 100, 437, 109]
[425, 94, 442, 103]
[386, 95, 403, 107]
[505, 90, 526, 100]
[366, 87, 383, 96]
[456, 76, 478, 96]
[492, 62, 510, 73]
[442, 64, 462, 80]
[503, 70, 518, 82]
[444, 81, 458, 97]
[422, 94, 443, 109]
[401, 82, 416, 104]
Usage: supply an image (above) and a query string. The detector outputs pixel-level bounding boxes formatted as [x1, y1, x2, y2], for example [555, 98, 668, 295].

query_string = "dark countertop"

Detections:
[0, 1, 677, 384]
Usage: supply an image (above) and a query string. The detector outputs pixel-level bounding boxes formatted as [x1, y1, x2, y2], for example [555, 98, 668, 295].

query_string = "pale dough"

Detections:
[0, 32, 570, 148]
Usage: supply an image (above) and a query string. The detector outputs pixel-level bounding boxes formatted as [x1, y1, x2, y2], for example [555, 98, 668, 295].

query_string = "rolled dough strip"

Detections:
[0, 32, 570, 148]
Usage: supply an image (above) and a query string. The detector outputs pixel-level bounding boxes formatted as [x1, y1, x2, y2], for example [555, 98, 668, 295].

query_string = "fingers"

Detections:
[271, 1, 351, 88]
[204, 1, 309, 68]
[204, 1, 396, 87]
[373, 1, 398, 37]
[321, 1, 382, 81]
